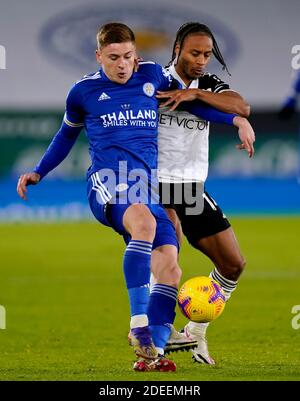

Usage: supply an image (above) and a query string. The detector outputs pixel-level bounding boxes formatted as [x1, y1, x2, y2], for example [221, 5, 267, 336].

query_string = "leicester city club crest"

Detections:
[143, 82, 155, 97]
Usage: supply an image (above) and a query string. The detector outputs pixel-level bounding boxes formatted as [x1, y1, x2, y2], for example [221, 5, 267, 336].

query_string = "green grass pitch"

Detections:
[0, 217, 299, 381]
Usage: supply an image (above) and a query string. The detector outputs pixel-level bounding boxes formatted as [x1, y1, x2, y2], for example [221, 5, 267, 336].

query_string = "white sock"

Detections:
[130, 314, 148, 329]
[210, 268, 238, 302]
[187, 320, 209, 336]
[156, 347, 164, 356]
[188, 269, 238, 334]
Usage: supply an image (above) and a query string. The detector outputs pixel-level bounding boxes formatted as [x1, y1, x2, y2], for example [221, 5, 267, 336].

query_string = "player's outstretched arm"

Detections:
[17, 172, 41, 200]
[167, 96, 238, 126]
[16, 122, 82, 201]
[157, 88, 199, 110]
[157, 88, 250, 117]
[182, 102, 255, 158]
[157, 84, 255, 157]
[16, 82, 84, 201]
[233, 116, 255, 158]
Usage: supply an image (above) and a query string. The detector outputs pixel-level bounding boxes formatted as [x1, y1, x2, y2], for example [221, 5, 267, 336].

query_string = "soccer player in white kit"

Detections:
[156, 22, 255, 364]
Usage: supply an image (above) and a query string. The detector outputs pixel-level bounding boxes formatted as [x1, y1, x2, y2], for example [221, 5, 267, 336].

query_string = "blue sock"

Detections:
[123, 240, 152, 317]
[148, 284, 178, 351]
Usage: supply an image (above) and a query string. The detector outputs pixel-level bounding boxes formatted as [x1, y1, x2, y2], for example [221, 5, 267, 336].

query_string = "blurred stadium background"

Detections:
[0, 0, 300, 381]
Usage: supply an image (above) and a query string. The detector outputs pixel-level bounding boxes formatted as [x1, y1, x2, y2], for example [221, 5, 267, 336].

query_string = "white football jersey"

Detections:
[158, 64, 230, 183]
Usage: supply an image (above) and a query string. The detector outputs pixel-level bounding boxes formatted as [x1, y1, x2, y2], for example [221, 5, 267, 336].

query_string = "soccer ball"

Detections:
[178, 276, 226, 323]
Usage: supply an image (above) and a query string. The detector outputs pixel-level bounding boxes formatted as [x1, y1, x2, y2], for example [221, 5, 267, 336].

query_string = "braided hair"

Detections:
[168, 22, 230, 75]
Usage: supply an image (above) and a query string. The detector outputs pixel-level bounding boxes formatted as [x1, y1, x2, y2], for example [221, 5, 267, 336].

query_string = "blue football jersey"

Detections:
[64, 62, 177, 178]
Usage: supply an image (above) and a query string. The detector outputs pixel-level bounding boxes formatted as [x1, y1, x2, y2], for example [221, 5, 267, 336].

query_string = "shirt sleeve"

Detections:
[33, 121, 82, 180]
[63, 84, 85, 128]
[156, 64, 182, 91]
[33, 84, 85, 179]
[181, 101, 236, 125]
[208, 74, 230, 93]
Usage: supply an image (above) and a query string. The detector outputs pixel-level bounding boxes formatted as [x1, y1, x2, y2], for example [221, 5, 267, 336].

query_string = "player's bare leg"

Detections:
[195, 227, 246, 282]
[184, 227, 246, 364]
[162, 206, 246, 364]
[151, 244, 181, 287]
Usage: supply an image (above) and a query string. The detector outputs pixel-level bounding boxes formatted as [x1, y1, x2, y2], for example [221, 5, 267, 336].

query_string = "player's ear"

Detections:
[174, 43, 180, 64]
[95, 49, 102, 65]
[134, 54, 143, 72]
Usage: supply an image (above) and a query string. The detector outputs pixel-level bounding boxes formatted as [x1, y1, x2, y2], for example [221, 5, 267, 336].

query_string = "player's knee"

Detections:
[136, 220, 156, 240]
[125, 204, 157, 240]
[240, 256, 246, 272]
[133, 215, 156, 240]
[237, 256, 246, 275]
[226, 256, 246, 281]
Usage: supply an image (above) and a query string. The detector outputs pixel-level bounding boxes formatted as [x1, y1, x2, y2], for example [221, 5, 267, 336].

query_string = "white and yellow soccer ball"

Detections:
[178, 276, 226, 323]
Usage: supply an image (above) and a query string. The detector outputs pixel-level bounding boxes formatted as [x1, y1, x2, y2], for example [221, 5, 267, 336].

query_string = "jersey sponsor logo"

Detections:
[143, 82, 155, 97]
[98, 92, 111, 101]
[100, 109, 157, 128]
[159, 113, 208, 130]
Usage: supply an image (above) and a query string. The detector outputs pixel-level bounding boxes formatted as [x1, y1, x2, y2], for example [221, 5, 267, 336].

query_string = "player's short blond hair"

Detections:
[96, 22, 135, 49]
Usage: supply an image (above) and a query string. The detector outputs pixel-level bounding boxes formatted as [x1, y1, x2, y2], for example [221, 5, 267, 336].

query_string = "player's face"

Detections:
[96, 42, 136, 84]
[175, 34, 213, 84]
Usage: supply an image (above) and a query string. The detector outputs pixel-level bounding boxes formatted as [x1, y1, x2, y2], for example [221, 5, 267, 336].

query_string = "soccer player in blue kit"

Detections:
[17, 22, 242, 372]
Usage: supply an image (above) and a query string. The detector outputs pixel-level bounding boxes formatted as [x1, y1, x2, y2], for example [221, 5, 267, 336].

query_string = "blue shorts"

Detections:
[87, 171, 178, 250]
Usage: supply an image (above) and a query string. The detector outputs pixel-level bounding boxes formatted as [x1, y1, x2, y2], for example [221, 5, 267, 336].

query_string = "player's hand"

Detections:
[156, 89, 199, 110]
[233, 116, 255, 158]
[17, 172, 40, 200]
